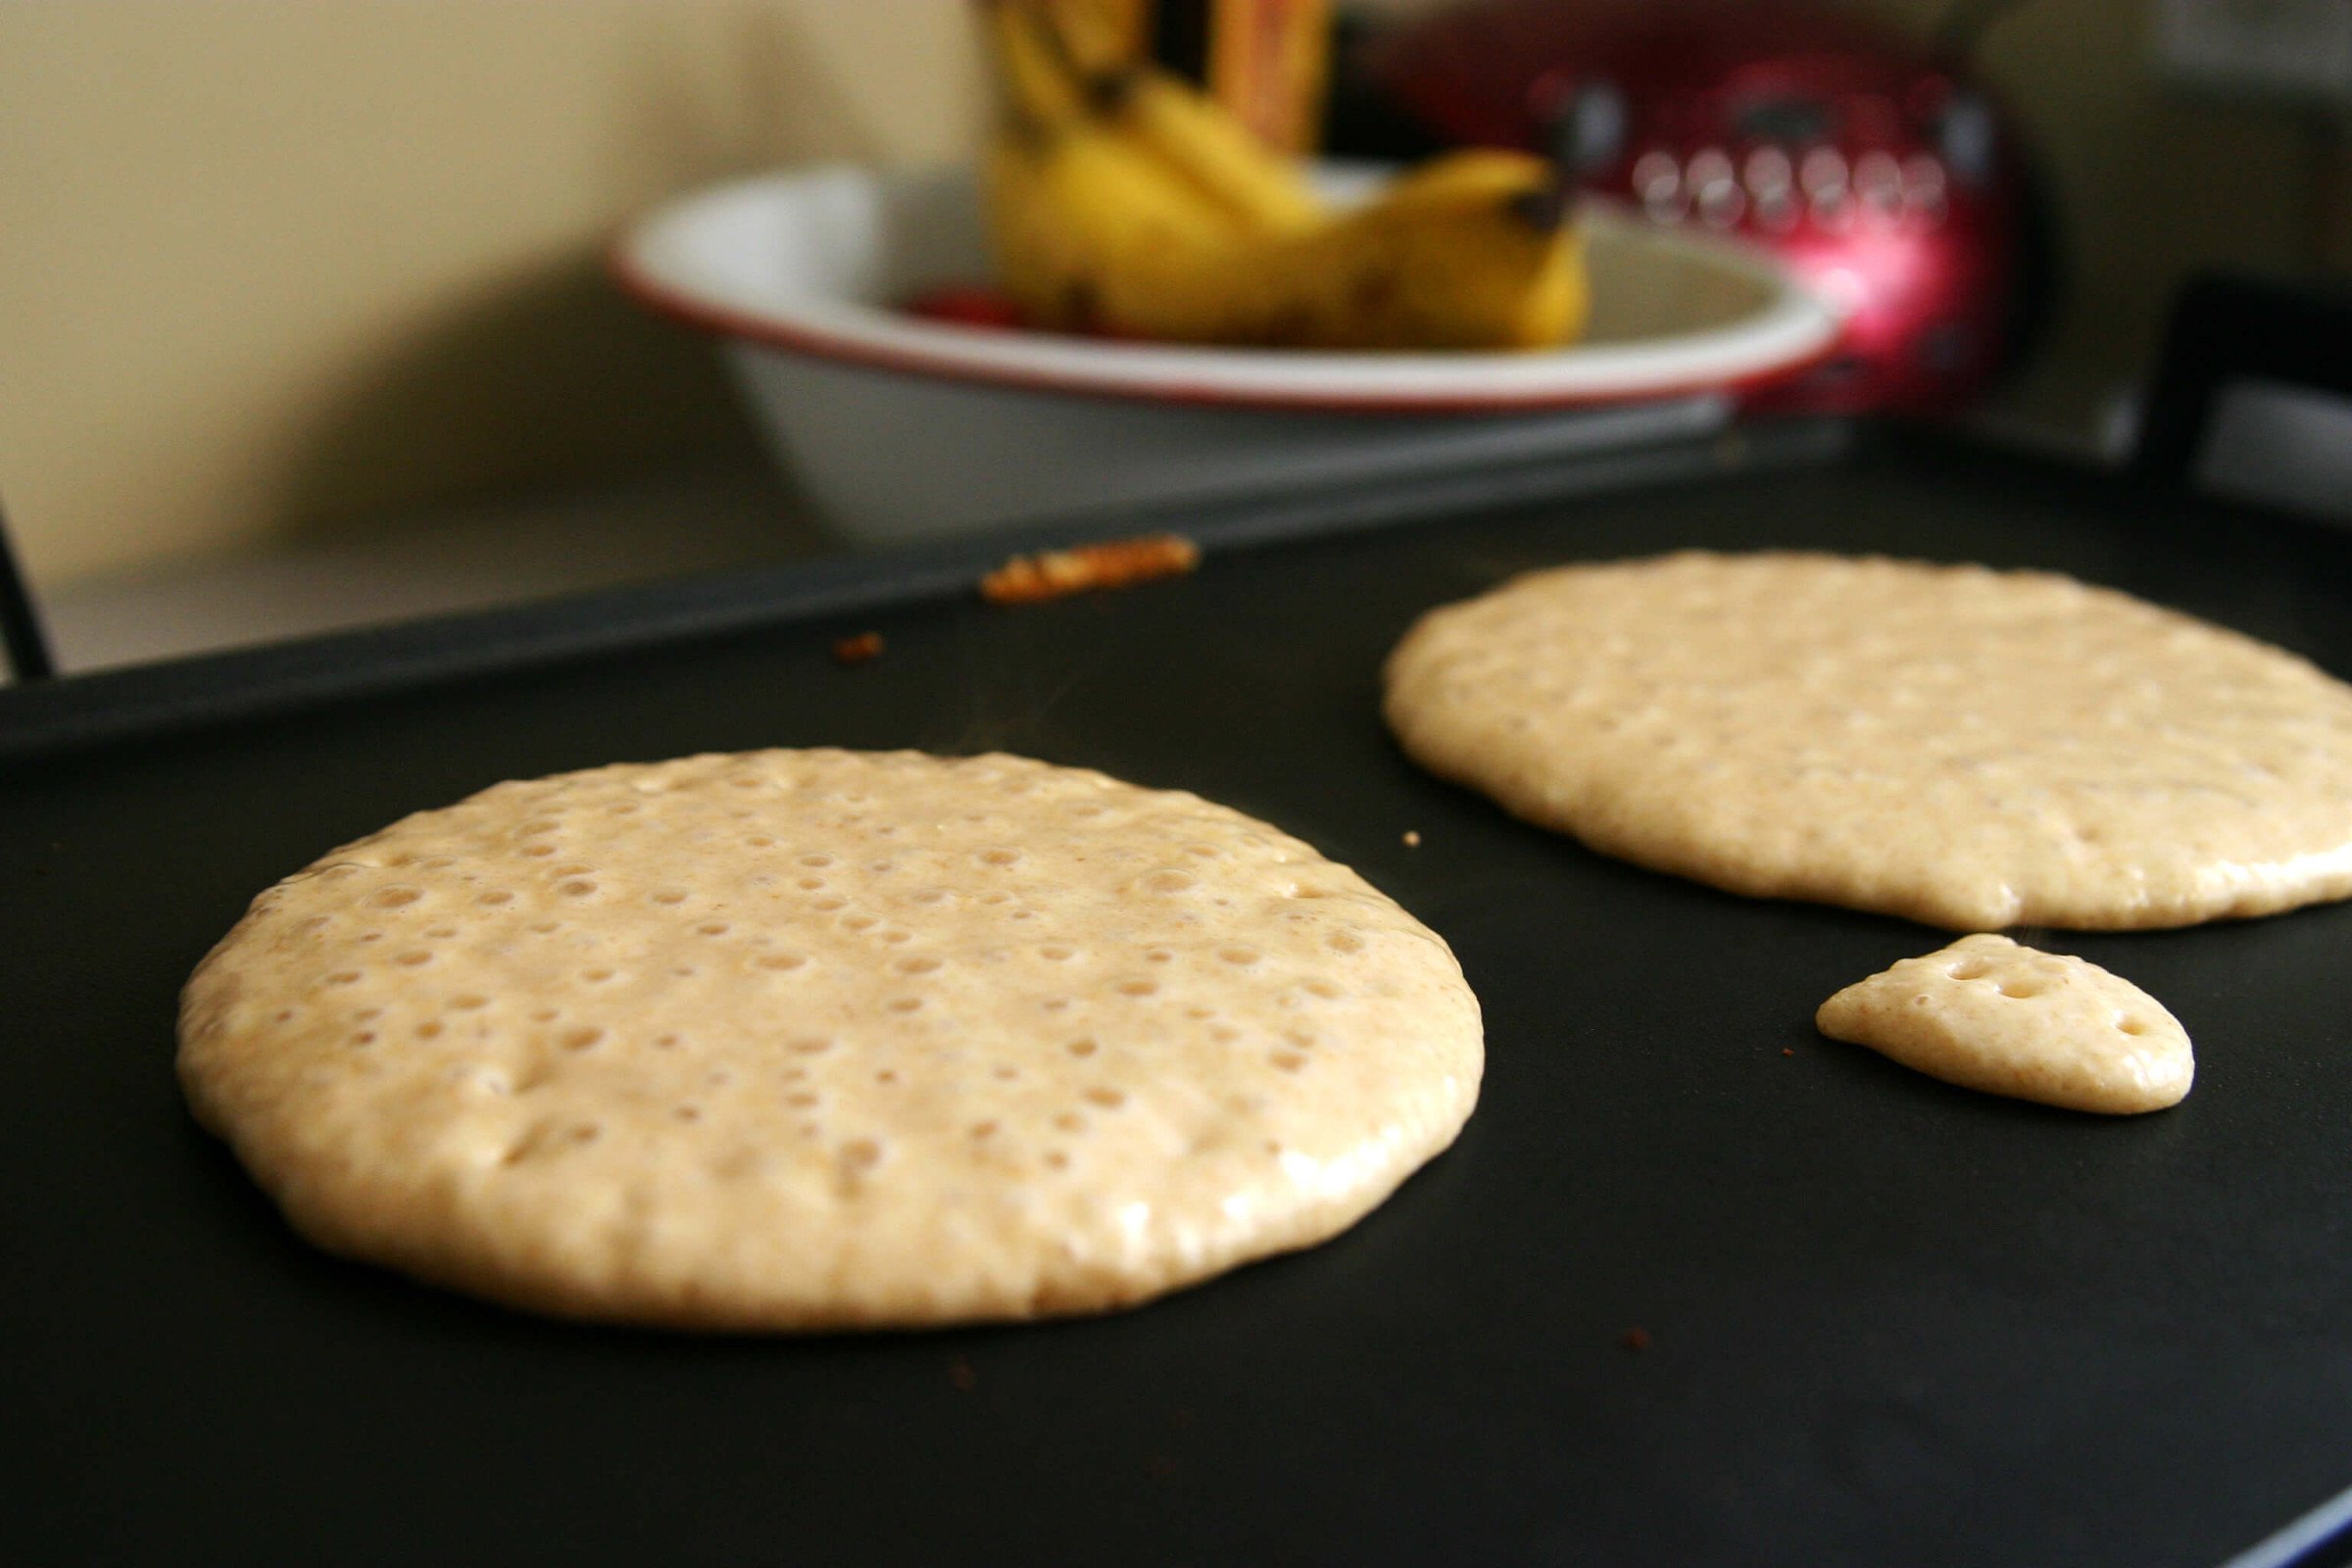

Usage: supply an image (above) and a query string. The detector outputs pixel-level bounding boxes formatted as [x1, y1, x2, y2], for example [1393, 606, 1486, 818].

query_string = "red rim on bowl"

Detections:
[610, 166, 1845, 416]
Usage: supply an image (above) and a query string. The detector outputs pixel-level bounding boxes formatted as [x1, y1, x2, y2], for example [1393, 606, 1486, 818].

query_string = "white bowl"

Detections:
[613, 163, 1840, 546]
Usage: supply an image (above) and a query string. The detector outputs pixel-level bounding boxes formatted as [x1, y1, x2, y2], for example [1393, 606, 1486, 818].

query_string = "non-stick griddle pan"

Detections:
[6, 425, 2351, 1567]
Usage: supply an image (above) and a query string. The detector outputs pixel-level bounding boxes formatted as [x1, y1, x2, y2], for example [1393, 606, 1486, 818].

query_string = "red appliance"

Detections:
[1358, 0, 2047, 414]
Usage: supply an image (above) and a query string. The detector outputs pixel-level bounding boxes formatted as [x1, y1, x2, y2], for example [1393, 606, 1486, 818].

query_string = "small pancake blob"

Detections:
[1816, 933, 2191, 1113]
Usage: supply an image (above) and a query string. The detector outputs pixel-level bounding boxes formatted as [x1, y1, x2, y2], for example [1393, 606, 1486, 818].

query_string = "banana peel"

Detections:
[1086, 69, 1325, 237]
[991, 140, 1589, 350]
[979, 1, 1589, 352]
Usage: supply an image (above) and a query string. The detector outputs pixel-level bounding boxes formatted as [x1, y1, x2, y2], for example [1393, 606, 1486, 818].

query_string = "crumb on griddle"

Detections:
[980, 534, 1200, 605]
[832, 631, 885, 665]
[1621, 1328, 1651, 1351]
[949, 1355, 977, 1392]
[1401, 830, 1422, 848]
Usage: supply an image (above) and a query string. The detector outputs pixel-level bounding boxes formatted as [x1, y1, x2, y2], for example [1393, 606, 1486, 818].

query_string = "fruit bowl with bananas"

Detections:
[612, 2, 1839, 546]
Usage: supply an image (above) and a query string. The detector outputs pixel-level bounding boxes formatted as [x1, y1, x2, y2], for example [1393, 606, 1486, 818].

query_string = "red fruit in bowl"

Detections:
[903, 284, 1030, 330]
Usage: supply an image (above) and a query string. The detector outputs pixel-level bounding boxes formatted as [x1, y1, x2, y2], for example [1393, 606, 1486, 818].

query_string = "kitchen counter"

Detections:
[27, 465, 822, 678]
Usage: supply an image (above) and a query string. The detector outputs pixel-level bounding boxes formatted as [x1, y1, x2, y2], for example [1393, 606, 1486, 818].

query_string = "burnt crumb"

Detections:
[832, 631, 885, 665]
[948, 1355, 977, 1392]
[1621, 1328, 1651, 1351]
[981, 534, 1200, 605]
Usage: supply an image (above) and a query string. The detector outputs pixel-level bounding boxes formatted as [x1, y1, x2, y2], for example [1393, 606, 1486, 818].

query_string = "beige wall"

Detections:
[0, 1, 987, 586]
[1, 1, 2339, 588]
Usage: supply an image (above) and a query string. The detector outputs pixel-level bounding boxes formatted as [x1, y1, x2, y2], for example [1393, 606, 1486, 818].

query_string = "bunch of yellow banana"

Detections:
[979, 0, 1589, 352]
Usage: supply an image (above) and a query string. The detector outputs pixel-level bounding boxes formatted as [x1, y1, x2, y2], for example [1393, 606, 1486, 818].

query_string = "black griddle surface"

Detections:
[8, 433, 2352, 1567]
